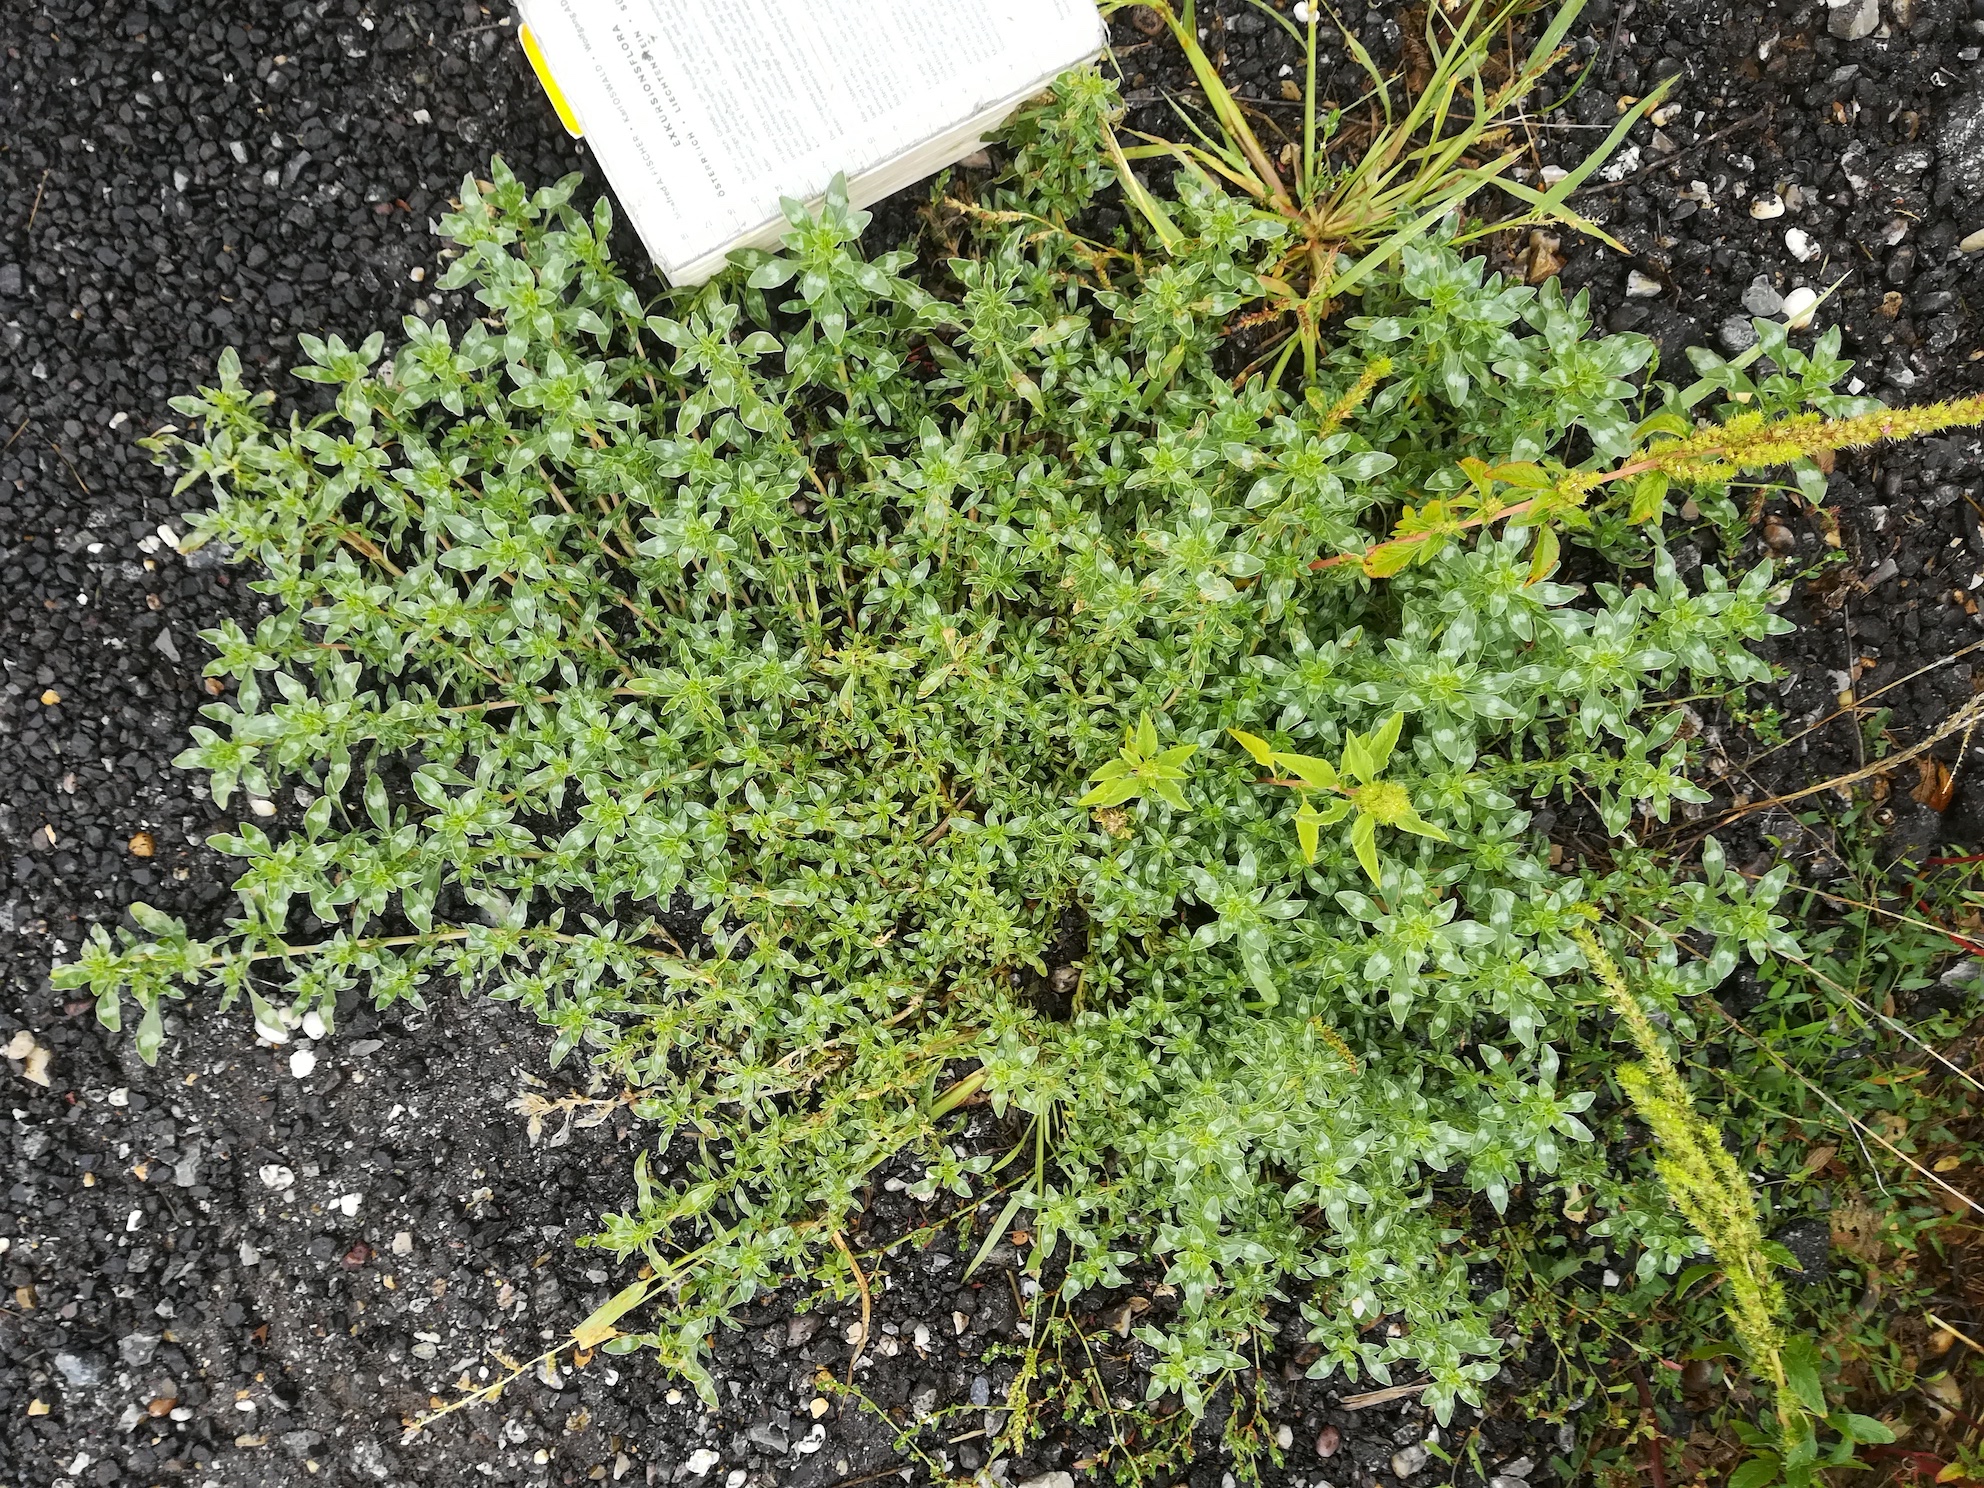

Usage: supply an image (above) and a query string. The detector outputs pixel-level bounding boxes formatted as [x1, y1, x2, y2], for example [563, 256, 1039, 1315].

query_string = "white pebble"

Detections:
[391, 1230, 413, 1256]
[1625, 270, 1662, 298]
[725, 1473, 746, 1488]
[288, 1047, 317, 1079]
[258, 1164, 294, 1190]
[1785, 227, 1821, 262]
[1782, 286, 1820, 330]
[1960, 226, 1984, 254]
[337, 1192, 361, 1217]
[248, 797, 277, 818]
[1749, 194, 1785, 219]
[685, 1449, 719, 1476]
[301, 1009, 326, 1040]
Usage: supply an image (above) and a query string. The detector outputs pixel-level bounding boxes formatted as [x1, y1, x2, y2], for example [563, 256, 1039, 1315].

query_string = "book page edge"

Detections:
[659, 60, 1098, 285]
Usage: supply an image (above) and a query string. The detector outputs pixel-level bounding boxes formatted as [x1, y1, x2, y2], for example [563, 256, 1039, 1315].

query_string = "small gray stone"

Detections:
[118, 1333, 160, 1367]
[172, 1138, 204, 1188]
[1500, 1456, 1536, 1479]
[785, 1313, 821, 1348]
[153, 628, 180, 663]
[1741, 277, 1784, 317]
[0, 263, 20, 298]
[1890, 145, 1933, 176]
[281, 1430, 324, 1458]
[1016, 1475, 1075, 1488]
[1392, 1443, 1431, 1479]
[183, 540, 231, 571]
[970, 1374, 992, 1407]
[54, 1352, 104, 1388]
[746, 1422, 790, 1454]
[350, 1438, 391, 1481]
[1718, 315, 1759, 354]
[1827, 0, 1878, 39]
[1941, 89, 1984, 201]
[1772, 1216, 1832, 1283]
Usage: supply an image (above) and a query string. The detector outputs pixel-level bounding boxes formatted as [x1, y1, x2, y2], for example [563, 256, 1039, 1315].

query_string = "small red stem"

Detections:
[1623, 1362, 1670, 1488]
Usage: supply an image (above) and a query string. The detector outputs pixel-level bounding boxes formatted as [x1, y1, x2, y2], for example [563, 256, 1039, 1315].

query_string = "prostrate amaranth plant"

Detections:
[57, 74, 1984, 1442]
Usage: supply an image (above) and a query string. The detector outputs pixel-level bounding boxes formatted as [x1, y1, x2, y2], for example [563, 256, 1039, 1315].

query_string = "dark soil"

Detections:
[4, 1, 1984, 1486]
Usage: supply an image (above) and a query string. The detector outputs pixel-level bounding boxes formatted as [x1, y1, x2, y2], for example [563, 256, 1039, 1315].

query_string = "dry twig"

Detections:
[830, 1229, 871, 1384]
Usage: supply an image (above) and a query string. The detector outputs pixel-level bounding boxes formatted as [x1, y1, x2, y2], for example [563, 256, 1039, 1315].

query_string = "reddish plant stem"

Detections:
[1623, 1361, 1670, 1488]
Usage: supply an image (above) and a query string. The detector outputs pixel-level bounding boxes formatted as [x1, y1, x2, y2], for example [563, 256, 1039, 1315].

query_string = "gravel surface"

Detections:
[5, 0, 1984, 1485]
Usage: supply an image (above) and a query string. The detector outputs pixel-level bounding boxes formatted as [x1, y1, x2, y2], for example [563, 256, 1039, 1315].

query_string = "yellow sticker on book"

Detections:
[519, 24, 583, 138]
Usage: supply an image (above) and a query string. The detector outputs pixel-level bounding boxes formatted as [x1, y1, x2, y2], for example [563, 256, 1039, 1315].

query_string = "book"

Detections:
[513, 0, 1108, 286]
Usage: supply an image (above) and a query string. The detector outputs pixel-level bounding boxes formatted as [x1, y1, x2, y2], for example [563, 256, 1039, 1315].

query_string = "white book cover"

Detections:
[513, 0, 1108, 285]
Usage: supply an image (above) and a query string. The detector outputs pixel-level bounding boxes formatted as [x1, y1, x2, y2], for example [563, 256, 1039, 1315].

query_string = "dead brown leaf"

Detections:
[1831, 1198, 1887, 1262]
[1915, 756, 1956, 812]
[1525, 230, 1565, 284]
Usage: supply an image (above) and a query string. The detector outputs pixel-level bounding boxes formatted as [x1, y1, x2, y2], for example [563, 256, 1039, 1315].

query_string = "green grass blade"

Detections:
[1324, 0, 1393, 131]
[963, 1192, 1028, 1280]
[1102, 118, 1185, 251]
[1467, 74, 1673, 242]
[1477, 176, 1627, 252]
[1166, 0, 1291, 206]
